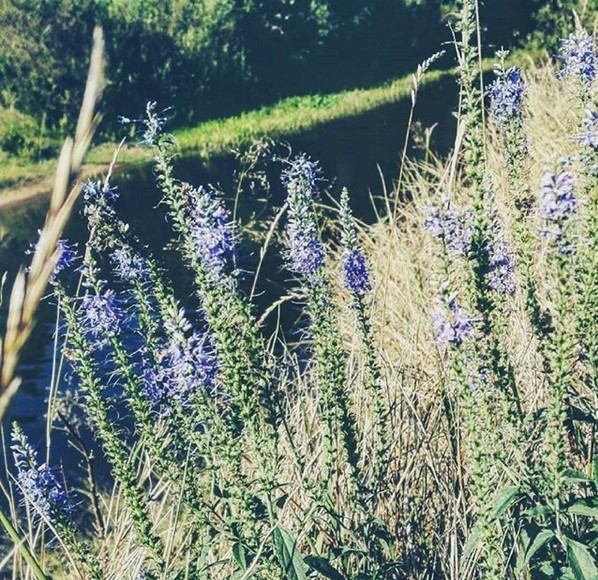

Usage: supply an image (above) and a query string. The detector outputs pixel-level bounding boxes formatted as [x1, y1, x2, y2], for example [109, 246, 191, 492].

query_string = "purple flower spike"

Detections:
[423, 201, 473, 256]
[82, 180, 119, 205]
[340, 188, 372, 300]
[55, 239, 78, 274]
[343, 248, 371, 299]
[283, 155, 325, 280]
[559, 31, 596, 85]
[141, 308, 217, 415]
[433, 294, 474, 347]
[185, 185, 236, 279]
[539, 170, 578, 222]
[578, 106, 598, 149]
[281, 154, 322, 199]
[80, 284, 123, 346]
[488, 66, 525, 128]
[487, 237, 515, 294]
[28, 234, 77, 281]
[111, 245, 148, 282]
[11, 424, 71, 523]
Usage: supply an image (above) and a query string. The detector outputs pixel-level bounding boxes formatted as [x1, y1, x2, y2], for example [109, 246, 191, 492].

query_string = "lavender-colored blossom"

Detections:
[80, 284, 122, 345]
[119, 101, 170, 146]
[539, 170, 578, 222]
[486, 237, 515, 294]
[339, 188, 372, 299]
[11, 424, 71, 522]
[577, 106, 598, 149]
[111, 245, 148, 282]
[55, 239, 78, 273]
[28, 234, 77, 281]
[281, 154, 323, 199]
[433, 294, 474, 347]
[424, 202, 473, 255]
[82, 180, 119, 205]
[141, 310, 217, 414]
[343, 248, 371, 298]
[487, 66, 525, 128]
[185, 185, 236, 278]
[283, 156, 325, 279]
[559, 31, 596, 85]
[82, 180, 119, 236]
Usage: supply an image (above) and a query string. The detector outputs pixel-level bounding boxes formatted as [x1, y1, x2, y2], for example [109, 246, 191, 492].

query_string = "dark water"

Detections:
[0, 76, 458, 466]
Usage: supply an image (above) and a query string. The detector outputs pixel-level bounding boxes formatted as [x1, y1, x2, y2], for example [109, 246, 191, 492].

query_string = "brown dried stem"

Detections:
[0, 27, 105, 421]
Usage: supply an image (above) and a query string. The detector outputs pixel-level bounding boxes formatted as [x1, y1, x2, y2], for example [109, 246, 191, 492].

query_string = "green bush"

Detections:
[0, 0, 581, 144]
[0, 107, 55, 160]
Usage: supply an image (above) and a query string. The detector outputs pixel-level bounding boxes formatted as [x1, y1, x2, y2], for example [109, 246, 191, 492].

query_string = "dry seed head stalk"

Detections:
[0, 27, 105, 420]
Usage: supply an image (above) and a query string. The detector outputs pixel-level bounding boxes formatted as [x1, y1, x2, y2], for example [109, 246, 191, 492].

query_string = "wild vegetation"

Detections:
[1, 0, 598, 579]
[0, 0, 576, 161]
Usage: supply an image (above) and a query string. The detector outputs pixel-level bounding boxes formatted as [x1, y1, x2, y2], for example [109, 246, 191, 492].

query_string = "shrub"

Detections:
[0, 107, 55, 159]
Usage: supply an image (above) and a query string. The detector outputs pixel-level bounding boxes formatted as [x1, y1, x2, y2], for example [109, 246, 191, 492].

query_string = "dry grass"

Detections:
[0, 28, 105, 421]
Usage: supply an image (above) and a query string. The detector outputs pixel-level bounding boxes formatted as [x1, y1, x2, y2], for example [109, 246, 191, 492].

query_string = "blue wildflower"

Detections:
[141, 308, 217, 414]
[186, 185, 236, 278]
[559, 31, 596, 85]
[433, 293, 474, 347]
[82, 180, 119, 205]
[281, 154, 323, 199]
[11, 424, 71, 523]
[539, 170, 578, 222]
[80, 284, 123, 345]
[111, 245, 148, 282]
[487, 66, 525, 128]
[28, 234, 77, 281]
[119, 101, 170, 146]
[283, 156, 325, 280]
[339, 188, 371, 299]
[486, 236, 515, 294]
[343, 248, 372, 299]
[424, 201, 473, 255]
[55, 239, 78, 274]
[577, 106, 598, 149]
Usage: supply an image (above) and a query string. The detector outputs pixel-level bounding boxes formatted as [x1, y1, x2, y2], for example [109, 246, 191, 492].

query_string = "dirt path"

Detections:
[0, 163, 117, 211]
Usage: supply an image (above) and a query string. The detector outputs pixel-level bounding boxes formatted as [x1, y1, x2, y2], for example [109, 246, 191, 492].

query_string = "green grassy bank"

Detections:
[0, 53, 528, 203]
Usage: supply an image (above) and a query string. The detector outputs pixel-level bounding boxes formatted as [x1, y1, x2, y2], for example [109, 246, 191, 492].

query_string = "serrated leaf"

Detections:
[304, 556, 346, 579]
[566, 537, 598, 580]
[273, 526, 308, 580]
[525, 529, 555, 564]
[232, 542, 247, 572]
[489, 486, 521, 519]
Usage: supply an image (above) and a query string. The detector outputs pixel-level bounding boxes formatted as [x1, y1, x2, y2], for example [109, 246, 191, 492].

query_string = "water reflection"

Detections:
[0, 76, 458, 451]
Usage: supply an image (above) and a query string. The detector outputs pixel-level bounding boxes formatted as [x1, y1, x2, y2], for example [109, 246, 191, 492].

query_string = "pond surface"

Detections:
[0, 76, 458, 468]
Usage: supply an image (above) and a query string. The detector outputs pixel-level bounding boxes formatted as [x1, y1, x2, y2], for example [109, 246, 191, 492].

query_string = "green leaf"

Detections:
[523, 505, 554, 519]
[304, 556, 346, 579]
[462, 526, 482, 563]
[567, 500, 598, 519]
[273, 526, 309, 580]
[489, 486, 521, 519]
[565, 470, 592, 485]
[232, 542, 247, 572]
[525, 529, 555, 564]
[566, 537, 598, 580]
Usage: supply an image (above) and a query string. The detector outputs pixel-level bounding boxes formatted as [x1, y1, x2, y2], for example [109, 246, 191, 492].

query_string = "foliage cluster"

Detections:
[0, 0, 563, 158]
[1, 1, 598, 579]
